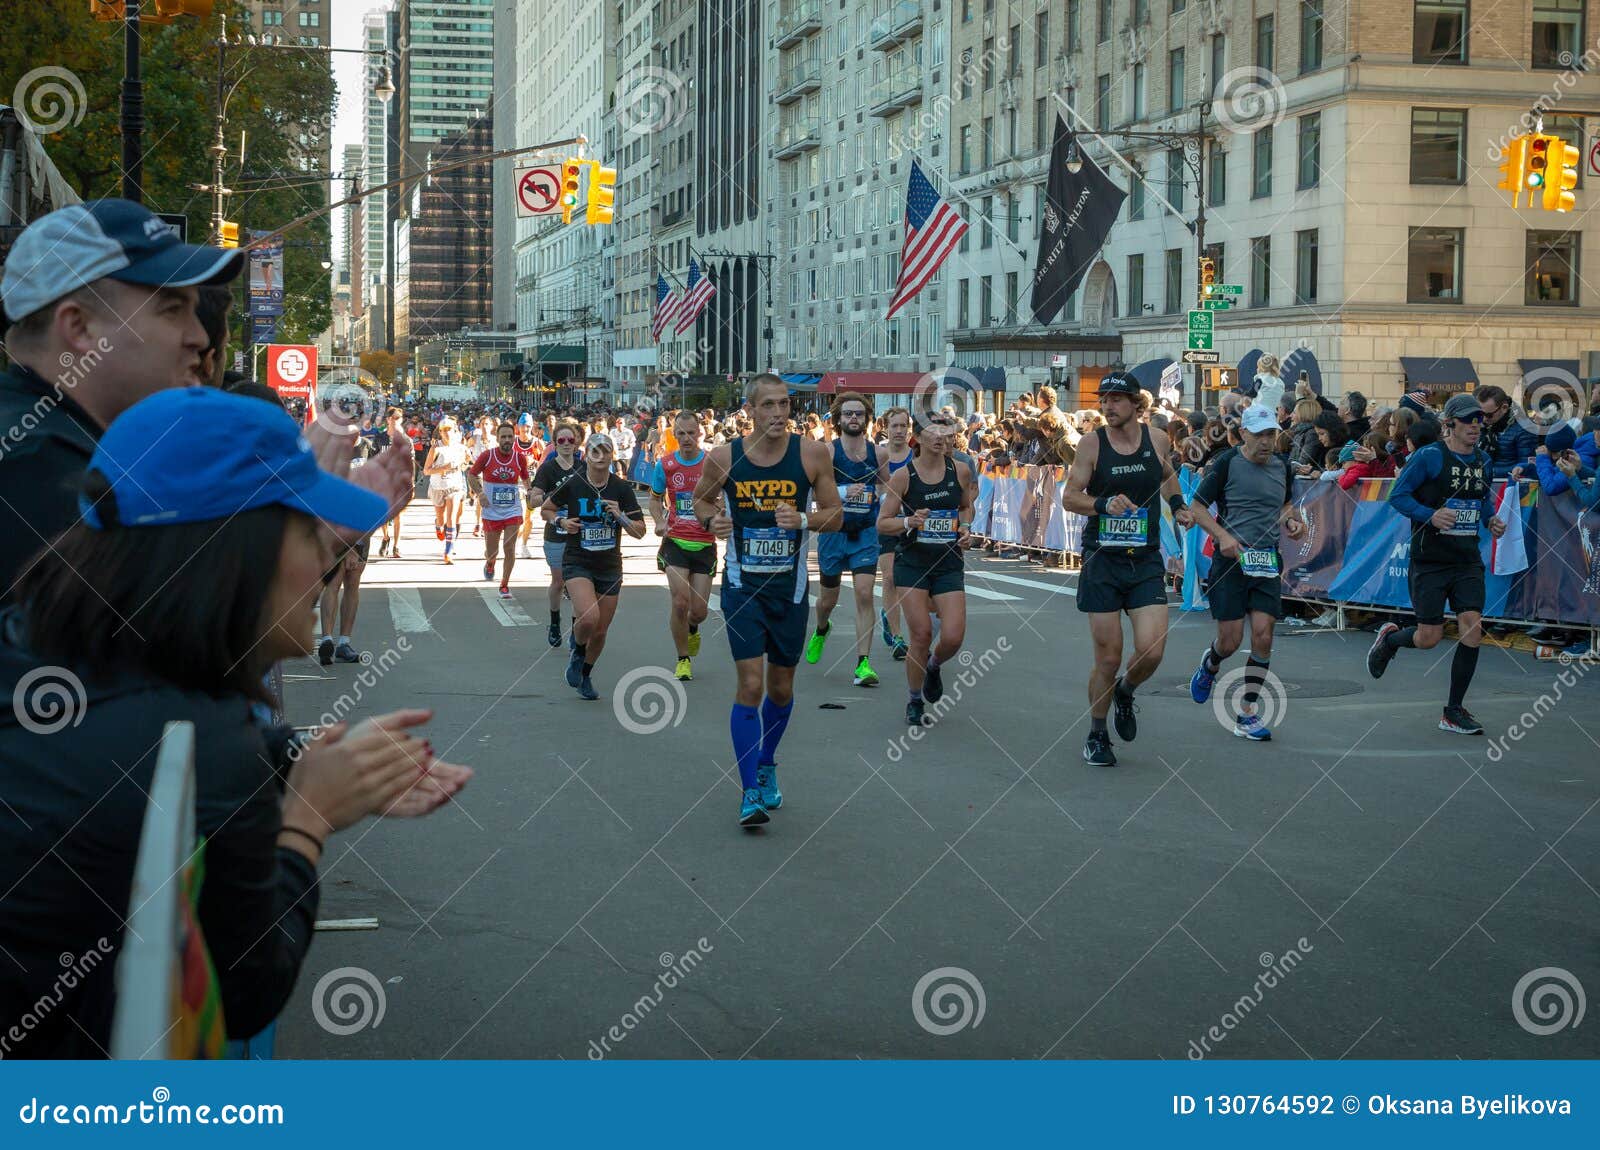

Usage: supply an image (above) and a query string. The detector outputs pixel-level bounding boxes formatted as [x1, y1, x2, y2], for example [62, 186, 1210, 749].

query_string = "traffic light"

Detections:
[1543, 134, 1580, 212]
[95, 0, 214, 22]
[585, 163, 616, 226]
[559, 159, 583, 224]
[1526, 134, 1551, 199]
[219, 221, 239, 249]
[1198, 256, 1216, 300]
[1497, 136, 1530, 202]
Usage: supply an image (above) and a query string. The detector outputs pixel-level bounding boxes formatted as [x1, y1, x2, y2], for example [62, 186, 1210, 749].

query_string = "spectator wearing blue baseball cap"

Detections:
[0, 387, 472, 1057]
[0, 198, 244, 598]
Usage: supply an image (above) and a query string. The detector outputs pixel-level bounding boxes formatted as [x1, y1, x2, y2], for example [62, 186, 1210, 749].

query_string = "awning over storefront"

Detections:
[780, 372, 822, 391]
[978, 366, 1007, 391]
[1283, 347, 1324, 396]
[534, 344, 585, 364]
[1399, 355, 1476, 391]
[1128, 357, 1174, 394]
[819, 371, 927, 394]
[1517, 358, 1581, 384]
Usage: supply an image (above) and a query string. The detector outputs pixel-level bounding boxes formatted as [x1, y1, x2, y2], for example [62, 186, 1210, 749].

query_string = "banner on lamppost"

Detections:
[248, 231, 285, 317]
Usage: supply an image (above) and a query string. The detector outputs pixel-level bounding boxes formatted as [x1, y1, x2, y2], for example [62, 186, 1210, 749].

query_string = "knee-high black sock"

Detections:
[1203, 643, 1224, 673]
[1385, 626, 1418, 651]
[1448, 644, 1480, 708]
[1242, 656, 1270, 708]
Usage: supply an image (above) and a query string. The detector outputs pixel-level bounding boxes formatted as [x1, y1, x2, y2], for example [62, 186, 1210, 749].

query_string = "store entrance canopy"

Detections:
[1399, 355, 1477, 391]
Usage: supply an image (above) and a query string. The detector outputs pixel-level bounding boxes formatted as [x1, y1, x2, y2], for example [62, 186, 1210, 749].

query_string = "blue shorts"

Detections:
[721, 583, 810, 667]
[817, 528, 880, 580]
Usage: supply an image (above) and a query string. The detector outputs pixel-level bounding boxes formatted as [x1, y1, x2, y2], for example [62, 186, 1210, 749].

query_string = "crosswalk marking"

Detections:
[479, 588, 536, 627]
[968, 570, 1078, 597]
[963, 584, 1024, 601]
[388, 587, 436, 632]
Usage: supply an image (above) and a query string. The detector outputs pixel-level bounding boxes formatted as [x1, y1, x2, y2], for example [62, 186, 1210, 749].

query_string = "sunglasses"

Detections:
[556, 436, 576, 445]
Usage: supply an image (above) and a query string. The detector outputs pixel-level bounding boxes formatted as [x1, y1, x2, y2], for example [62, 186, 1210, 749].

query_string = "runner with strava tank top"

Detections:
[1061, 373, 1192, 767]
[469, 422, 530, 600]
[649, 411, 717, 682]
[694, 374, 844, 828]
[805, 392, 889, 687]
[877, 408, 914, 662]
[878, 412, 974, 728]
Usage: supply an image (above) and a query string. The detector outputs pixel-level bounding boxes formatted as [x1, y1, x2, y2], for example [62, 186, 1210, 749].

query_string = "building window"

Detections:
[1095, 74, 1111, 131]
[980, 275, 994, 325]
[1301, 1, 1324, 73]
[1252, 125, 1273, 198]
[1527, 231, 1579, 305]
[1414, 0, 1468, 65]
[1209, 142, 1227, 205]
[1009, 25, 1020, 75]
[959, 126, 971, 173]
[1068, 0, 1081, 52]
[1005, 272, 1019, 321]
[1210, 35, 1226, 97]
[1035, 96, 1049, 150]
[1166, 148, 1184, 210]
[982, 117, 993, 166]
[1006, 108, 1018, 157]
[1295, 229, 1319, 303]
[961, 0, 971, 22]
[1407, 227, 1461, 303]
[1006, 193, 1020, 242]
[979, 195, 995, 250]
[1172, 0, 1185, 11]
[983, 37, 995, 88]
[957, 278, 970, 327]
[1256, 15, 1274, 72]
[1410, 108, 1466, 184]
[1533, 0, 1584, 69]
[958, 204, 970, 251]
[1135, 0, 1149, 22]
[1129, 168, 1146, 219]
[1168, 48, 1185, 113]
[1296, 112, 1320, 188]
[1164, 248, 1183, 313]
[1132, 63, 1147, 120]
[1128, 254, 1146, 314]
[1250, 235, 1271, 307]
[1036, 12, 1049, 68]
[1098, 0, 1111, 44]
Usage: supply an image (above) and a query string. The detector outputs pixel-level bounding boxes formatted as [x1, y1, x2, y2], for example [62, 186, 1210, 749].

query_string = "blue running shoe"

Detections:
[1190, 657, 1216, 704]
[578, 675, 599, 701]
[739, 787, 771, 827]
[568, 628, 576, 651]
[756, 765, 783, 810]
[565, 646, 583, 689]
[1234, 713, 1272, 741]
[880, 609, 895, 647]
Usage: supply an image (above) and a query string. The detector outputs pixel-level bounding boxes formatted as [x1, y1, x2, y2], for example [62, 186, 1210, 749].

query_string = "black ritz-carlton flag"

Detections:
[1030, 112, 1127, 325]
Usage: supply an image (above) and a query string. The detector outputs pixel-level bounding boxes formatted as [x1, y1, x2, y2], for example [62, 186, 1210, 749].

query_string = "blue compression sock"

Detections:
[759, 697, 794, 767]
[731, 704, 762, 790]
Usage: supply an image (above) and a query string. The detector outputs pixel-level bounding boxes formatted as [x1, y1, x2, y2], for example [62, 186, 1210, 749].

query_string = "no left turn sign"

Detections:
[516, 166, 561, 217]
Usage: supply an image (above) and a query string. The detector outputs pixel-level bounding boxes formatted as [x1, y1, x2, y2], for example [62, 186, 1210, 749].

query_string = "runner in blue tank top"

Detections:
[693, 374, 844, 828]
[805, 391, 890, 687]
[876, 407, 914, 662]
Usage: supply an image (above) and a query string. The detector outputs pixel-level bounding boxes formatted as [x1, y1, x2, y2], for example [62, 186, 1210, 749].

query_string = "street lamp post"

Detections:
[121, 0, 144, 201]
[697, 246, 778, 370]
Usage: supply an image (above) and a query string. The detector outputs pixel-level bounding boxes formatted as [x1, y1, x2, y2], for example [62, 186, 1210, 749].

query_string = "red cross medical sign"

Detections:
[515, 166, 562, 217]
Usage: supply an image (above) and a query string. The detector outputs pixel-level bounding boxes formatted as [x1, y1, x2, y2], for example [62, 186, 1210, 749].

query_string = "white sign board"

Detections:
[515, 165, 562, 217]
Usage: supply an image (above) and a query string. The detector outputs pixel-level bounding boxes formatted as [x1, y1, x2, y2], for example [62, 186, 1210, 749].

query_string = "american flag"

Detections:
[886, 159, 969, 319]
[673, 259, 716, 335]
[650, 275, 680, 342]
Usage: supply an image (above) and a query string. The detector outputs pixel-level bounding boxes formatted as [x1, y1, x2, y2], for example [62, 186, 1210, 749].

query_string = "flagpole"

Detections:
[1052, 93, 1188, 230]
[911, 154, 1033, 262]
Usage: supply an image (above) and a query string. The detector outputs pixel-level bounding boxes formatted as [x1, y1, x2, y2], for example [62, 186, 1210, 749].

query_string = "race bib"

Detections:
[1239, 547, 1281, 579]
[581, 522, 617, 551]
[920, 510, 958, 544]
[673, 491, 696, 518]
[485, 483, 520, 513]
[1098, 508, 1148, 547]
[843, 483, 875, 515]
[741, 526, 797, 573]
[1443, 497, 1480, 537]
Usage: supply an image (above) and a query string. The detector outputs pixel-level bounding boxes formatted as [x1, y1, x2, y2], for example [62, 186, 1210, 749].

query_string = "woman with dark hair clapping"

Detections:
[0, 387, 471, 1058]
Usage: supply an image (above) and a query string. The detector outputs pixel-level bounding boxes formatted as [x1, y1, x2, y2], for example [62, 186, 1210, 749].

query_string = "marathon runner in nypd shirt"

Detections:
[1368, 392, 1505, 736]
[1184, 404, 1306, 742]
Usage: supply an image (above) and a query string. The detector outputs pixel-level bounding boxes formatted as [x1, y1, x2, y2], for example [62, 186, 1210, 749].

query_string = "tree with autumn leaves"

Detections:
[1, 1, 338, 346]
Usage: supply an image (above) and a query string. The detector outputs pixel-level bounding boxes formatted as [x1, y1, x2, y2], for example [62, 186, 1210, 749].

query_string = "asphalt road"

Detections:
[274, 498, 1600, 1060]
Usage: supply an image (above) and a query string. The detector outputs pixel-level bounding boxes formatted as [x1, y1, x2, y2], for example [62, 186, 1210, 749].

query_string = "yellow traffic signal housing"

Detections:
[219, 221, 240, 249]
[1526, 134, 1551, 200]
[95, 0, 214, 22]
[1496, 136, 1530, 202]
[559, 159, 583, 224]
[1543, 136, 1580, 212]
[585, 163, 616, 226]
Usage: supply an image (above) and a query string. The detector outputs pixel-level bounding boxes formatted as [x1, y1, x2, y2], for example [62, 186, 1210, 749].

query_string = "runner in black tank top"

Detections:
[879, 412, 974, 728]
[875, 407, 914, 661]
[692, 374, 845, 829]
[1061, 373, 1192, 767]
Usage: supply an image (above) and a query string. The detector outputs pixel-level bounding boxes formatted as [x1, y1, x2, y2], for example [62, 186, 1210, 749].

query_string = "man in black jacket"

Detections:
[1340, 389, 1371, 442]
